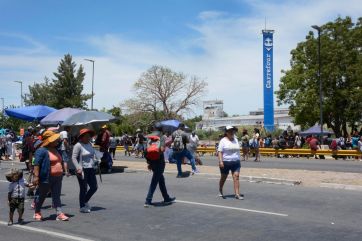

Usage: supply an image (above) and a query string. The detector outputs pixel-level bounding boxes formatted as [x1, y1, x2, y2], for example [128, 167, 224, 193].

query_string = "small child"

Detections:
[6, 169, 30, 225]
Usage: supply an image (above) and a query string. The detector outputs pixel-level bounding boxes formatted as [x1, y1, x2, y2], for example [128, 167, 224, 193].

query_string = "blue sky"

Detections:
[0, 0, 361, 116]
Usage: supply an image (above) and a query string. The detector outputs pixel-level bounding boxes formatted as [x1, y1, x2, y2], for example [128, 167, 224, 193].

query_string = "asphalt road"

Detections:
[0, 165, 361, 241]
[114, 153, 362, 173]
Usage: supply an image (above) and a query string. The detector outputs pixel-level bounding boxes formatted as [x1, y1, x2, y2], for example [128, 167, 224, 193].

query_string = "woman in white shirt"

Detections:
[72, 128, 98, 213]
[218, 126, 243, 200]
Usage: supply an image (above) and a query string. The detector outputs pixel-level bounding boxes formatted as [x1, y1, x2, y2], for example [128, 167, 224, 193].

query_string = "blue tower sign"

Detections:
[262, 30, 275, 132]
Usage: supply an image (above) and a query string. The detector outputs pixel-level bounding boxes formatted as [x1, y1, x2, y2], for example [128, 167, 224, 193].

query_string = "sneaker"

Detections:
[7, 220, 13, 226]
[56, 213, 69, 221]
[144, 201, 152, 208]
[218, 193, 226, 199]
[18, 218, 24, 225]
[33, 212, 42, 221]
[84, 203, 91, 211]
[192, 169, 200, 175]
[164, 197, 176, 204]
[235, 194, 244, 200]
[80, 207, 91, 213]
[176, 175, 182, 178]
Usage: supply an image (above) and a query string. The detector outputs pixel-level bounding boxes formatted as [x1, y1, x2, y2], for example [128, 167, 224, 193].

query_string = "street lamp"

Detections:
[14, 81, 23, 107]
[84, 59, 95, 110]
[311, 25, 323, 144]
[0, 98, 4, 113]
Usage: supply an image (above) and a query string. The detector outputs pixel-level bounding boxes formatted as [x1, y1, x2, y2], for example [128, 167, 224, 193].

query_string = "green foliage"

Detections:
[183, 115, 202, 130]
[277, 17, 362, 137]
[25, 54, 91, 109]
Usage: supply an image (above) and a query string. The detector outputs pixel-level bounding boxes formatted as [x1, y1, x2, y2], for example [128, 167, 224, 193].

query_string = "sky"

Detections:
[0, 0, 361, 117]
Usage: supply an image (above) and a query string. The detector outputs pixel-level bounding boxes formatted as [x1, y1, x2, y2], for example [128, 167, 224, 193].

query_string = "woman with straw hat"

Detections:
[72, 128, 98, 213]
[32, 130, 69, 221]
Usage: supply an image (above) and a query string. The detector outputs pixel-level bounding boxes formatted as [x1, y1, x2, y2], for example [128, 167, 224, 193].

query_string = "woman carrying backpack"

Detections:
[144, 124, 175, 207]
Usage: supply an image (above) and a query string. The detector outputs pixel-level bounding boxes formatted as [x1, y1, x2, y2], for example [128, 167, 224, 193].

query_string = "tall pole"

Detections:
[0, 98, 4, 128]
[14, 81, 23, 107]
[84, 59, 95, 110]
[312, 25, 323, 144]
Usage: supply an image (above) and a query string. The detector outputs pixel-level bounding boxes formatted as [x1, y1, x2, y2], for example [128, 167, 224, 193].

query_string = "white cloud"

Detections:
[1, 0, 361, 116]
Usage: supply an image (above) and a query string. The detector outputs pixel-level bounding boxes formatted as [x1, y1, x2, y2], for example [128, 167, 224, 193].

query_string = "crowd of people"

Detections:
[4, 122, 362, 226]
[4, 124, 116, 225]
[214, 127, 362, 161]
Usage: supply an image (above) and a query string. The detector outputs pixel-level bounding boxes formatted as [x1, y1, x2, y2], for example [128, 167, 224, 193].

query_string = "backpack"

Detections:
[146, 136, 161, 161]
[172, 131, 184, 152]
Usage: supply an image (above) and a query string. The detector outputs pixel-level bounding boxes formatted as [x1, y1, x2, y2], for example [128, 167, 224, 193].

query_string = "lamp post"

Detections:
[311, 25, 323, 144]
[14, 81, 23, 107]
[84, 59, 95, 110]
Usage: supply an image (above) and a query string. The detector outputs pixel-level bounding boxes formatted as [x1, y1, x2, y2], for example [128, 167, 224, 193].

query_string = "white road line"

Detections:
[0, 179, 8, 183]
[176, 200, 288, 217]
[0, 221, 96, 241]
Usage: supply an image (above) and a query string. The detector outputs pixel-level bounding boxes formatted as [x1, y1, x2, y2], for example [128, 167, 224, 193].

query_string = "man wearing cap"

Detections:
[32, 130, 69, 221]
[171, 123, 199, 177]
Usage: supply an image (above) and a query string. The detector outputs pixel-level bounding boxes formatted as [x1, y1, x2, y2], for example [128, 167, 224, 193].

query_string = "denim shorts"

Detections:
[220, 161, 241, 174]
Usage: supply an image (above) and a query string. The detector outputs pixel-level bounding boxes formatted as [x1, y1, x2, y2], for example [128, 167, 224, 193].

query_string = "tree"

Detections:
[277, 17, 362, 137]
[51, 54, 91, 109]
[124, 65, 207, 120]
[25, 54, 91, 109]
[24, 77, 53, 105]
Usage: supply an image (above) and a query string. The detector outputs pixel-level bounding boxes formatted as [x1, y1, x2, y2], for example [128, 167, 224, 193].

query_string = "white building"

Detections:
[197, 100, 298, 131]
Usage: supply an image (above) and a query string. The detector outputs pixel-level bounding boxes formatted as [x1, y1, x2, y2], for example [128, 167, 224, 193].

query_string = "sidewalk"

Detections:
[113, 160, 362, 191]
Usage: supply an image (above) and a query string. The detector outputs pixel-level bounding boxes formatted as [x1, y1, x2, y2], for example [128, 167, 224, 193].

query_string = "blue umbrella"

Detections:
[5, 105, 57, 122]
[300, 125, 334, 136]
[40, 108, 85, 126]
[158, 119, 189, 133]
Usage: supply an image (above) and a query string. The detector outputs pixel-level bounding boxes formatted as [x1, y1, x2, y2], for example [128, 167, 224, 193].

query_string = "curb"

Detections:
[124, 167, 302, 186]
[320, 183, 362, 191]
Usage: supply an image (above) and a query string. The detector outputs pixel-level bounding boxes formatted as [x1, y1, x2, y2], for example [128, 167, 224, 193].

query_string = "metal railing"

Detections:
[107, 146, 361, 157]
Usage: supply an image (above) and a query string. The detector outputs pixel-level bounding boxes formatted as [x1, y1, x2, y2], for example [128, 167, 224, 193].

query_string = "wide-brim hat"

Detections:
[78, 128, 95, 139]
[41, 130, 60, 147]
[225, 125, 238, 132]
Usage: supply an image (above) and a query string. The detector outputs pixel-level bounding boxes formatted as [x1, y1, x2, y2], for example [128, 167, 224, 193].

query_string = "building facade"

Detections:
[197, 100, 298, 131]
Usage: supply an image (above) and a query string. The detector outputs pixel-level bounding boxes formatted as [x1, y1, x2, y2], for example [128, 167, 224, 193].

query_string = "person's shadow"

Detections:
[150, 202, 174, 207]
[90, 206, 106, 212]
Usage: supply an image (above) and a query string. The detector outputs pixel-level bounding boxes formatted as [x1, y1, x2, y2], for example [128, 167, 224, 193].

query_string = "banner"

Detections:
[262, 30, 274, 132]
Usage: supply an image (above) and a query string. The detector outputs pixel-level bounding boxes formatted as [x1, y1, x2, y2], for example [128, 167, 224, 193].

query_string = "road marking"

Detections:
[176, 200, 288, 217]
[0, 179, 8, 183]
[0, 221, 96, 241]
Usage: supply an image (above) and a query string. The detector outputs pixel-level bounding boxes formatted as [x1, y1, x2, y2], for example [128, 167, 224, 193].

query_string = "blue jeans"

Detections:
[146, 160, 171, 202]
[102, 151, 113, 170]
[76, 168, 98, 208]
[35, 175, 63, 214]
[173, 149, 197, 176]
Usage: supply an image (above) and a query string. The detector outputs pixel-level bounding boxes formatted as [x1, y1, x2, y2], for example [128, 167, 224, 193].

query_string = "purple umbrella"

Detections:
[40, 108, 85, 126]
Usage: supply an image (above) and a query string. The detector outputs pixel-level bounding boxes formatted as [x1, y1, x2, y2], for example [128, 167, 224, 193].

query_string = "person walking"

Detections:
[109, 134, 117, 160]
[72, 129, 98, 213]
[188, 131, 202, 165]
[32, 130, 69, 221]
[172, 123, 199, 177]
[241, 130, 250, 161]
[144, 124, 175, 207]
[218, 126, 243, 200]
[97, 125, 112, 173]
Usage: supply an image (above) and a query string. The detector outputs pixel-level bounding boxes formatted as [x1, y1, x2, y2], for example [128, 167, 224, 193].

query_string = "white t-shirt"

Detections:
[8, 178, 27, 198]
[218, 136, 241, 162]
[59, 131, 68, 151]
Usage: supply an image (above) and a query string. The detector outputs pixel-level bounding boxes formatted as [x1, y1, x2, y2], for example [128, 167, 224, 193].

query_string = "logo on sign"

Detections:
[264, 37, 273, 51]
